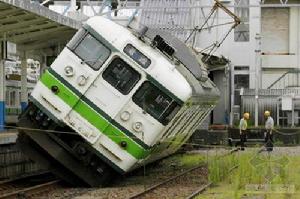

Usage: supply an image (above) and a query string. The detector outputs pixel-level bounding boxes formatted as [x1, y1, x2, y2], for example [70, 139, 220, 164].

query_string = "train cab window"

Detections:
[133, 81, 181, 125]
[67, 29, 86, 49]
[103, 57, 141, 95]
[69, 30, 111, 70]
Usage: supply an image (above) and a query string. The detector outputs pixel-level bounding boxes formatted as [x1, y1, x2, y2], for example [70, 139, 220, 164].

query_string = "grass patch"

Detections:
[208, 152, 238, 183]
[200, 150, 300, 198]
[161, 153, 206, 168]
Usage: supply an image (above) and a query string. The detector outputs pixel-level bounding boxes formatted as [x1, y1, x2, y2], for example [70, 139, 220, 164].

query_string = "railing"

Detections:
[267, 69, 300, 89]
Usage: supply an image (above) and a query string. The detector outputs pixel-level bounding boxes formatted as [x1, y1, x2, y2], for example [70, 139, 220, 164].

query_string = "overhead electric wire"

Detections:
[1, 124, 299, 149]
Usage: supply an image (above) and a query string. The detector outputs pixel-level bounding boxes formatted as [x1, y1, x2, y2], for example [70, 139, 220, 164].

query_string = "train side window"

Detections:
[133, 81, 181, 125]
[71, 32, 111, 70]
[102, 57, 141, 95]
[10, 91, 16, 106]
[5, 91, 9, 106]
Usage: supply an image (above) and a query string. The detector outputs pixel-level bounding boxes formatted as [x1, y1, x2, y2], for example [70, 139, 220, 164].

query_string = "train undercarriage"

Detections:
[17, 104, 116, 187]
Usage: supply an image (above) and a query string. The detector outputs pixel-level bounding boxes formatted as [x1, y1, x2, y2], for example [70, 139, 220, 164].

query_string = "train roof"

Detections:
[143, 29, 206, 81]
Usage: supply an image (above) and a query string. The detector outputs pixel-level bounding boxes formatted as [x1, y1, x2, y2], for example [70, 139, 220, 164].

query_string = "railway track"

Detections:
[129, 148, 239, 199]
[184, 164, 239, 199]
[129, 163, 208, 199]
[0, 171, 61, 199]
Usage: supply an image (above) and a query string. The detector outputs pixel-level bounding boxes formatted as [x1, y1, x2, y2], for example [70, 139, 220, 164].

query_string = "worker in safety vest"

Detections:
[264, 110, 274, 151]
[239, 112, 249, 150]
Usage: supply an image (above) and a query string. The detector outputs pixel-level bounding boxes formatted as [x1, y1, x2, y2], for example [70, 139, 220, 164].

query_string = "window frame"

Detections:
[234, 67, 249, 105]
[102, 57, 141, 95]
[67, 29, 111, 71]
[234, 0, 250, 42]
[132, 81, 181, 126]
[123, 44, 151, 69]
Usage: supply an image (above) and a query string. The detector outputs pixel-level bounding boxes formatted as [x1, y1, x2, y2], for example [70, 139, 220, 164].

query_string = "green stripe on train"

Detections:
[41, 71, 79, 108]
[40, 71, 149, 159]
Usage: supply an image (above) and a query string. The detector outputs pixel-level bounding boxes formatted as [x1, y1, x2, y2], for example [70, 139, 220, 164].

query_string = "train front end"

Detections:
[17, 17, 150, 187]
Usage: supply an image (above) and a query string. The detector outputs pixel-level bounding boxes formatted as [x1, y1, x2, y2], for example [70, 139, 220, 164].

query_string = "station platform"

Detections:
[0, 129, 43, 180]
[0, 130, 44, 179]
[0, 130, 18, 145]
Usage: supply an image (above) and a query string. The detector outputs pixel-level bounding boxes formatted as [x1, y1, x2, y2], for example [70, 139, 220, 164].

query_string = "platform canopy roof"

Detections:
[0, 0, 82, 51]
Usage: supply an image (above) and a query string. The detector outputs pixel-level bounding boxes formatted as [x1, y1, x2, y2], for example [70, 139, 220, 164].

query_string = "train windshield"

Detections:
[133, 81, 181, 125]
[67, 29, 111, 70]
[103, 57, 141, 95]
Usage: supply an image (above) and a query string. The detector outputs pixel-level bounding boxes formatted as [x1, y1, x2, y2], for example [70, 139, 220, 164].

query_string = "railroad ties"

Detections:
[0, 172, 61, 199]
[0, 147, 241, 198]
[128, 149, 239, 199]
[129, 164, 208, 199]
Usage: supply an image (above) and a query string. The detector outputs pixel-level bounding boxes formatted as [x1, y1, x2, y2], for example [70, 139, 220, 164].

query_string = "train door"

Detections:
[42, 29, 109, 117]
[85, 56, 141, 118]
[65, 55, 142, 145]
[55, 29, 114, 141]
[114, 81, 182, 147]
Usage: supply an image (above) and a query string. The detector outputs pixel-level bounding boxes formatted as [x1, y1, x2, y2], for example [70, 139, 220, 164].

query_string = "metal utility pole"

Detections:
[20, 52, 27, 111]
[255, 33, 261, 127]
[0, 58, 4, 131]
[0, 40, 6, 132]
[230, 61, 234, 126]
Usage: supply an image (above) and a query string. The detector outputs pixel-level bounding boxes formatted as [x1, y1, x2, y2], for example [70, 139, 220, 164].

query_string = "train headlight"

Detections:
[132, 122, 143, 132]
[120, 141, 127, 148]
[120, 111, 131, 121]
[77, 75, 87, 86]
[51, 85, 59, 94]
[64, 66, 74, 77]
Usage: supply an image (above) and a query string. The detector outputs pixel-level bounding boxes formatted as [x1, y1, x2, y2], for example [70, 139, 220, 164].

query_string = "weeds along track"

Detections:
[0, 171, 61, 199]
[129, 149, 239, 199]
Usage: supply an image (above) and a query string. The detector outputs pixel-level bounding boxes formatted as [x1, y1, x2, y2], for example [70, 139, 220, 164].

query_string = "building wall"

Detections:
[261, 0, 300, 88]
[212, 70, 230, 124]
[261, 8, 289, 54]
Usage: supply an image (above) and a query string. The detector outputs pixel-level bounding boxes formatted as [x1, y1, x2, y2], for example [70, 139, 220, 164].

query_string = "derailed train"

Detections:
[17, 16, 219, 187]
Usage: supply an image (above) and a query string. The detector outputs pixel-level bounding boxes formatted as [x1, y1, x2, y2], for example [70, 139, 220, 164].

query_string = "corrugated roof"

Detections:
[0, 0, 82, 51]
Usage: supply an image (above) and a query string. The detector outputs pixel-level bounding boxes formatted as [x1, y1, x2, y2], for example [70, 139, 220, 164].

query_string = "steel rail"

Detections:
[185, 182, 212, 199]
[129, 163, 206, 199]
[185, 149, 244, 199]
[185, 164, 239, 199]
[0, 179, 60, 199]
[129, 149, 238, 199]
[0, 171, 51, 185]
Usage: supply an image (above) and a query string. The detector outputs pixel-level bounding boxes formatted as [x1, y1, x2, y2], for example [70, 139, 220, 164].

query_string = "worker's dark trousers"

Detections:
[240, 130, 247, 150]
[265, 131, 273, 151]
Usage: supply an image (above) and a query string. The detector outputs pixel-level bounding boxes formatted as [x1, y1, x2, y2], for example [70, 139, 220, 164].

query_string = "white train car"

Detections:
[17, 16, 219, 187]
